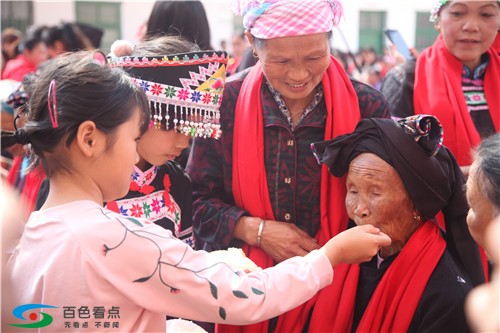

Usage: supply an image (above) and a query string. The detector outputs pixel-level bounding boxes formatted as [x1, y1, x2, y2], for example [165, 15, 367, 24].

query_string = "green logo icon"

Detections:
[9, 304, 57, 328]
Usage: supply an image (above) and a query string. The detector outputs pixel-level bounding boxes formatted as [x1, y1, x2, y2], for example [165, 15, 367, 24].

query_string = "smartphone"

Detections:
[384, 29, 414, 60]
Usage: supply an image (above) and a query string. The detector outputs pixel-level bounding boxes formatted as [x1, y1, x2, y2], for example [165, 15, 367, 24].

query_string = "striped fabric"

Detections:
[232, 0, 343, 39]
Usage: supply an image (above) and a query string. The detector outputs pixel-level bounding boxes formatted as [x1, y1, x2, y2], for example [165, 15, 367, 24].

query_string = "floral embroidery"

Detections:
[139, 80, 150, 92]
[211, 94, 219, 105]
[142, 202, 152, 218]
[164, 86, 177, 98]
[202, 92, 212, 104]
[119, 206, 129, 216]
[190, 91, 202, 103]
[177, 88, 190, 101]
[130, 203, 143, 217]
[150, 83, 162, 96]
[151, 198, 161, 214]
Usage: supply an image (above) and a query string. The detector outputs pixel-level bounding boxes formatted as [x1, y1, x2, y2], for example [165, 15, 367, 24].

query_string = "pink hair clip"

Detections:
[47, 79, 58, 129]
[92, 50, 108, 65]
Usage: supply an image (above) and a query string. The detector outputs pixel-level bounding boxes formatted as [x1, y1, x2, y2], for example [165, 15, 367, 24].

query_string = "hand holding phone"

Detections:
[384, 29, 415, 60]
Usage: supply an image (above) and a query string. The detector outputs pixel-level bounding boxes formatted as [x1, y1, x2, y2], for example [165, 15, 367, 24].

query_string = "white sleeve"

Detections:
[80, 215, 333, 325]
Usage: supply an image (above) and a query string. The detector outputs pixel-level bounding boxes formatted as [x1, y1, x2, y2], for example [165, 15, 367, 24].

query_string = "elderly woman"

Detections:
[466, 133, 500, 259]
[305, 115, 485, 332]
[464, 134, 500, 332]
[466, 216, 500, 333]
[381, 1, 500, 174]
[187, 1, 389, 331]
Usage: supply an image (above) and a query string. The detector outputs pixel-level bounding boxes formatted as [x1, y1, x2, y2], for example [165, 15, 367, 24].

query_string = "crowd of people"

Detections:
[1, 0, 499, 332]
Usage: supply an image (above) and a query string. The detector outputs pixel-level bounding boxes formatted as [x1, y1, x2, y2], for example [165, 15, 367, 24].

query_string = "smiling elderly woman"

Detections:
[308, 115, 485, 332]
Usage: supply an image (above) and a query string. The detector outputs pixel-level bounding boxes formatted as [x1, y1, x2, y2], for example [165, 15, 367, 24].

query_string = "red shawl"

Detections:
[414, 35, 500, 167]
[493, 33, 500, 54]
[6, 156, 45, 218]
[219, 56, 360, 333]
[308, 221, 446, 332]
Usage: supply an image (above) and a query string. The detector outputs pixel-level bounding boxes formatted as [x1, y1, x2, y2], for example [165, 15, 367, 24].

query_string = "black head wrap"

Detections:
[311, 115, 485, 286]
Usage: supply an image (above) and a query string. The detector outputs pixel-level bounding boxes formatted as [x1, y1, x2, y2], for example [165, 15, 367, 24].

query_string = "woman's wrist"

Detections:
[257, 219, 266, 247]
[234, 216, 262, 246]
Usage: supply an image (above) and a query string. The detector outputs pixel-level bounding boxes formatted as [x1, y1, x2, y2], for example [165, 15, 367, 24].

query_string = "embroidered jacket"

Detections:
[107, 161, 195, 248]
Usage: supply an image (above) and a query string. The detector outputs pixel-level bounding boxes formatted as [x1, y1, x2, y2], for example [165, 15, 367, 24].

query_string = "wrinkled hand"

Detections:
[259, 220, 320, 263]
[322, 224, 391, 267]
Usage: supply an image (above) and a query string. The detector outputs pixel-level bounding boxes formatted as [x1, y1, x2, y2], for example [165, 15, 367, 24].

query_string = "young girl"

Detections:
[35, 37, 204, 248]
[2, 51, 390, 332]
[105, 37, 209, 249]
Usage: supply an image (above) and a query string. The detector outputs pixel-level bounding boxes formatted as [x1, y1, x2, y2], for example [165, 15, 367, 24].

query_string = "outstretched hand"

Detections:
[321, 224, 391, 267]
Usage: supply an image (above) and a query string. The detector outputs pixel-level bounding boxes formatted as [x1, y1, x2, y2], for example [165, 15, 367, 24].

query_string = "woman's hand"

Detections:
[233, 216, 320, 263]
[321, 224, 391, 267]
[259, 220, 320, 263]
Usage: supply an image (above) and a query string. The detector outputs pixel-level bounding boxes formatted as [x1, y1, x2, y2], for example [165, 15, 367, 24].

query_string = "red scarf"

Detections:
[6, 156, 45, 218]
[218, 56, 360, 333]
[493, 33, 500, 54]
[414, 35, 500, 167]
[308, 221, 446, 332]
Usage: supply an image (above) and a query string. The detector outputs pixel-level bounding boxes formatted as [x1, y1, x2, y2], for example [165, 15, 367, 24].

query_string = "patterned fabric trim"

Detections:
[133, 78, 223, 109]
[108, 52, 228, 68]
[461, 59, 489, 114]
[464, 92, 487, 106]
[113, 191, 182, 237]
[132, 165, 158, 187]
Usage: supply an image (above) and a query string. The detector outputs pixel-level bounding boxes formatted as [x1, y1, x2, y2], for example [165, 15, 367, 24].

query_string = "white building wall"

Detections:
[31, 0, 438, 53]
[33, 0, 75, 26]
[120, 1, 155, 43]
[332, 0, 436, 53]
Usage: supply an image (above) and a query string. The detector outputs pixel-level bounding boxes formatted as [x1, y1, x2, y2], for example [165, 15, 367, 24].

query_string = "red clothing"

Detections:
[7, 156, 45, 218]
[220, 56, 361, 332]
[1, 54, 37, 81]
[308, 221, 446, 332]
[414, 35, 500, 166]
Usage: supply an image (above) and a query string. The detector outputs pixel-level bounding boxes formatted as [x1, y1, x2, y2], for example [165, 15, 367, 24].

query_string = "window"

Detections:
[359, 11, 386, 54]
[1, 1, 33, 33]
[415, 12, 439, 52]
[75, 1, 121, 53]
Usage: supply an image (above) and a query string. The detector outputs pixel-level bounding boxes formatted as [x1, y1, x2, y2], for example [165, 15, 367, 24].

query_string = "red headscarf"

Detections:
[219, 55, 360, 332]
[414, 35, 500, 166]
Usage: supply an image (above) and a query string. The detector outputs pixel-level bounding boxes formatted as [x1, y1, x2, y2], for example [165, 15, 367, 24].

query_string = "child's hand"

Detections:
[321, 224, 391, 267]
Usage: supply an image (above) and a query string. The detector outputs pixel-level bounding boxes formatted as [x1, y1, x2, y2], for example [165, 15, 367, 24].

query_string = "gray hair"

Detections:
[473, 133, 500, 214]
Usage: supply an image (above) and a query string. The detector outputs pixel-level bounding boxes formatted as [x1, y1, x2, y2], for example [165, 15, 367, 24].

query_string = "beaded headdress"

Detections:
[109, 51, 228, 139]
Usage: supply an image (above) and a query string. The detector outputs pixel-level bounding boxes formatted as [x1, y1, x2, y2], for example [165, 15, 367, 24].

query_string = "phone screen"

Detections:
[384, 29, 414, 60]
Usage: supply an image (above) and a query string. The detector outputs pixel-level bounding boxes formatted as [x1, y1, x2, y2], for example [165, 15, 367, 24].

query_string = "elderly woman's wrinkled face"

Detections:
[346, 153, 416, 258]
[438, 1, 500, 71]
[251, 32, 330, 108]
[466, 160, 497, 250]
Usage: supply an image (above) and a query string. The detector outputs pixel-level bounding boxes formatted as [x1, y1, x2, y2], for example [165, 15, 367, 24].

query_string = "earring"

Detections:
[413, 210, 422, 224]
[252, 50, 258, 58]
